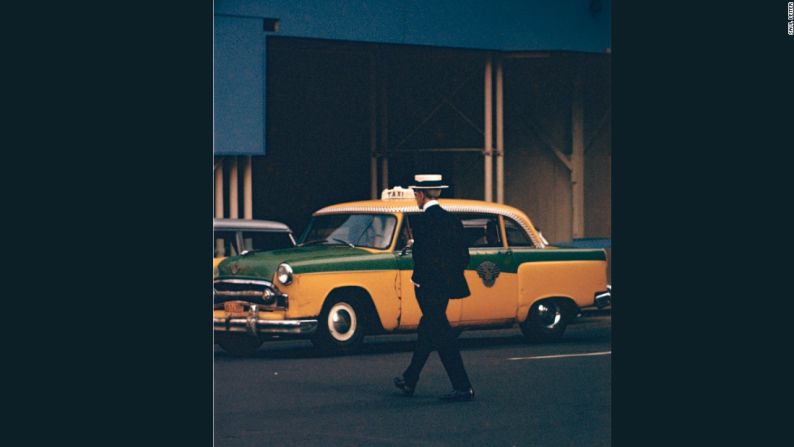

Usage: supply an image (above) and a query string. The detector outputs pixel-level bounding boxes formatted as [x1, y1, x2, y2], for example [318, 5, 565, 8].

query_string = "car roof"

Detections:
[213, 218, 292, 232]
[314, 198, 545, 248]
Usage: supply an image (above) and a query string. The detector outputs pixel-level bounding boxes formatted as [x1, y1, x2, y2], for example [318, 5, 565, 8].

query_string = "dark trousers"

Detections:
[402, 285, 472, 391]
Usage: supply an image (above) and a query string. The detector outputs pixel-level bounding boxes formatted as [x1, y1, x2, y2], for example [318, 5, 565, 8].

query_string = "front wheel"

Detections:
[520, 300, 571, 342]
[311, 298, 365, 352]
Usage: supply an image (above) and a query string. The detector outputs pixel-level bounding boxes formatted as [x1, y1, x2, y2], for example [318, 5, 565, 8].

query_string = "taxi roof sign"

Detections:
[381, 187, 414, 200]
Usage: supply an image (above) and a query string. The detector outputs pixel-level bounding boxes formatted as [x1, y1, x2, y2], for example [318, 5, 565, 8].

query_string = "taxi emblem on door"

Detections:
[476, 261, 500, 287]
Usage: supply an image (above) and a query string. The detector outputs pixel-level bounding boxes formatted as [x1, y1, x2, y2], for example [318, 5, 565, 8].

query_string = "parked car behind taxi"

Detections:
[213, 219, 296, 277]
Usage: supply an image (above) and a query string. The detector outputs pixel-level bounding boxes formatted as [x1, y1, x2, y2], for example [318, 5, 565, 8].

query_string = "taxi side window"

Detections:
[458, 214, 502, 248]
[505, 218, 533, 247]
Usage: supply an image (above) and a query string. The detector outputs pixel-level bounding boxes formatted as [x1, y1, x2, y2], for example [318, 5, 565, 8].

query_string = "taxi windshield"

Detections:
[299, 214, 397, 249]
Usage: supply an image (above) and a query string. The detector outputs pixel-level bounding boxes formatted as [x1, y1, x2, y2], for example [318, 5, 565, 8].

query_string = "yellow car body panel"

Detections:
[460, 271, 519, 325]
[517, 260, 609, 322]
[281, 270, 402, 330]
[396, 270, 463, 329]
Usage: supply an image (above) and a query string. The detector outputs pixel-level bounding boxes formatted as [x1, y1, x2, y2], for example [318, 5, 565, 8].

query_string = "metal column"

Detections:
[214, 159, 224, 219]
[371, 154, 378, 199]
[228, 157, 239, 219]
[380, 73, 389, 191]
[484, 57, 493, 202]
[243, 155, 253, 219]
[381, 156, 389, 190]
[571, 76, 585, 238]
[214, 159, 224, 257]
[495, 58, 504, 204]
[370, 56, 378, 199]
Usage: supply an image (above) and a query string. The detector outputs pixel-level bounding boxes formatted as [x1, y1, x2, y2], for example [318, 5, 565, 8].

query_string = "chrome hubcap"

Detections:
[328, 302, 357, 341]
[536, 302, 562, 329]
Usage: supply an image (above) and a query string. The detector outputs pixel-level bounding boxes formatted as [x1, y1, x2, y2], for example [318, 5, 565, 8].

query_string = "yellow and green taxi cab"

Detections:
[213, 188, 611, 356]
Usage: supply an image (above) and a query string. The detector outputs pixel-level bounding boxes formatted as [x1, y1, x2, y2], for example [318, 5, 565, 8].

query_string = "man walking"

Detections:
[394, 174, 475, 402]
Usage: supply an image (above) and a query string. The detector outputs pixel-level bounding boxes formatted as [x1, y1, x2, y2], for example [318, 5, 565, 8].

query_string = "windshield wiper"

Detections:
[299, 239, 329, 247]
[241, 249, 265, 256]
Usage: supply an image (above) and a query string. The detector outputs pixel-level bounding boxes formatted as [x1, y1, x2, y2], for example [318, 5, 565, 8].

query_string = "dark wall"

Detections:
[253, 38, 492, 235]
[253, 39, 371, 235]
[246, 38, 610, 242]
[502, 54, 611, 242]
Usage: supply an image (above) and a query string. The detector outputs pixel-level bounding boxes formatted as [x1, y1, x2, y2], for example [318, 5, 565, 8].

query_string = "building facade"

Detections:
[214, 0, 611, 250]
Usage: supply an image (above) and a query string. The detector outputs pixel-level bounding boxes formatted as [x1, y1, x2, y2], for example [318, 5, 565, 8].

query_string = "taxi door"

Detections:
[458, 215, 517, 325]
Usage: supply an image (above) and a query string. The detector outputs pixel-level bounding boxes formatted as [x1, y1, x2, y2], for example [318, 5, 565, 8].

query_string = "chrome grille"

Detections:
[213, 279, 287, 308]
[214, 279, 273, 293]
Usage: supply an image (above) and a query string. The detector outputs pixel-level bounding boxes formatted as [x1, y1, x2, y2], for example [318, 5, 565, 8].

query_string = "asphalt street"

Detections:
[214, 314, 611, 447]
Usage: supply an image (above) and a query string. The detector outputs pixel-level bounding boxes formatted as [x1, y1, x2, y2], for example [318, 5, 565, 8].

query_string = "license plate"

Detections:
[224, 302, 244, 313]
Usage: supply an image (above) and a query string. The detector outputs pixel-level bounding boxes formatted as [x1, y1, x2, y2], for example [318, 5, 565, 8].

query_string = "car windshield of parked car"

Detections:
[240, 231, 295, 252]
[214, 230, 239, 258]
[300, 214, 397, 249]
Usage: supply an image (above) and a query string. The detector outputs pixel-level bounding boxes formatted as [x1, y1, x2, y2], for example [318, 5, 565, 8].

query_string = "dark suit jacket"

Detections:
[411, 204, 471, 299]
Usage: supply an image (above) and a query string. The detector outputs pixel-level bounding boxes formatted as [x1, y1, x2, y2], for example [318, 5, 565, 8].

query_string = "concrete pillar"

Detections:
[484, 57, 493, 202]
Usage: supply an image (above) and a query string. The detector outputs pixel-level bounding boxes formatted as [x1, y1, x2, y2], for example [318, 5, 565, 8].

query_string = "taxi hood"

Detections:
[215, 245, 397, 281]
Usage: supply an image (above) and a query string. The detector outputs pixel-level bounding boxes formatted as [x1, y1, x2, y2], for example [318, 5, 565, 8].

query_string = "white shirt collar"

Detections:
[422, 200, 439, 211]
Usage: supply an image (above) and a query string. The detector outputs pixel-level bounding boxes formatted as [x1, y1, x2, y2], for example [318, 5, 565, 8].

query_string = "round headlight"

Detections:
[277, 263, 293, 285]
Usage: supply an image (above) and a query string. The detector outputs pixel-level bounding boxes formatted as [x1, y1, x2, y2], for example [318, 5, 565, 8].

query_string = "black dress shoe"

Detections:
[393, 376, 415, 396]
[439, 388, 475, 402]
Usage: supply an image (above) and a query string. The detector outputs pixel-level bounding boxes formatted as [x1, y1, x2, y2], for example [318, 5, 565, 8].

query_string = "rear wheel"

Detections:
[520, 299, 571, 342]
[217, 334, 263, 357]
[311, 297, 365, 352]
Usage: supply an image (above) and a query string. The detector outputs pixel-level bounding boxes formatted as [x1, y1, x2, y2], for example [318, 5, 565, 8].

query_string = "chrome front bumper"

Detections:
[214, 316, 318, 336]
[594, 285, 612, 309]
